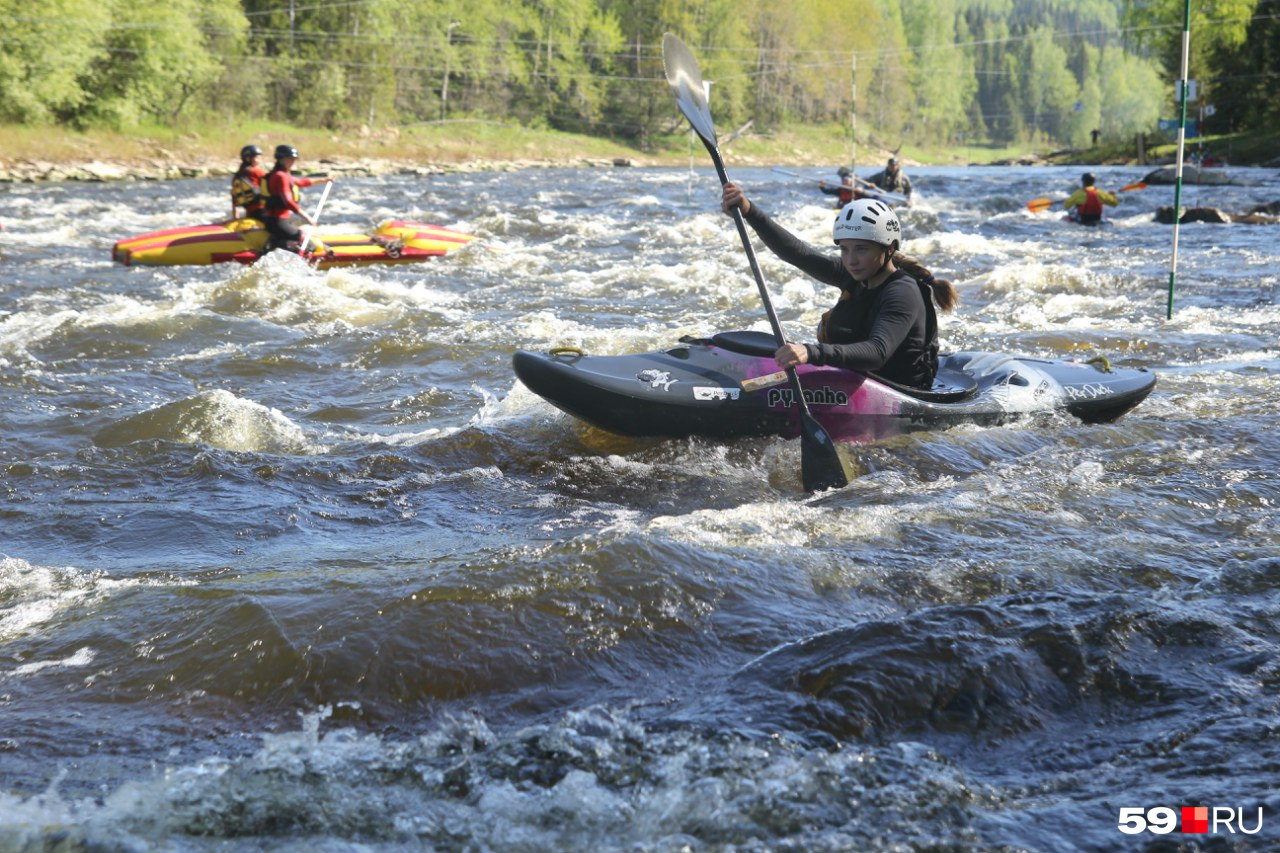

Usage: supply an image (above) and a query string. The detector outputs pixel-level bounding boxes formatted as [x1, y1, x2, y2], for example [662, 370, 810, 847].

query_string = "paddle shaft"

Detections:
[703, 142, 820, 430]
[663, 31, 847, 491]
[300, 180, 333, 254]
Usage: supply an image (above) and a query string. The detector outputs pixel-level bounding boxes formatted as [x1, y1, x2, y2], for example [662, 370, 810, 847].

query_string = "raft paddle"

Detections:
[300, 180, 333, 255]
[662, 32, 851, 493]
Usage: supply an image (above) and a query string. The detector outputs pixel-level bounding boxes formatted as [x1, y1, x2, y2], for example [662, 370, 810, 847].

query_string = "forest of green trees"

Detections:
[0, 0, 1275, 151]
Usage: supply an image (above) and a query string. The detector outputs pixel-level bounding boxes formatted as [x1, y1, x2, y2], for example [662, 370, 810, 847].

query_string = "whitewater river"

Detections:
[2, 163, 1278, 852]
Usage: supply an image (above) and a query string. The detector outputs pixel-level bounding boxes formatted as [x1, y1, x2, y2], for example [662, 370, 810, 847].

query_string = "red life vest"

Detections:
[264, 167, 306, 219]
[1079, 187, 1104, 217]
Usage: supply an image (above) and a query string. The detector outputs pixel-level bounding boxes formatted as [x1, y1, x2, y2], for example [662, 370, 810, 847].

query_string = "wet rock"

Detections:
[1153, 205, 1279, 225]
[988, 154, 1048, 166]
[1233, 211, 1280, 225]
[1154, 206, 1230, 224]
[78, 161, 128, 181]
[1141, 165, 1237, 185]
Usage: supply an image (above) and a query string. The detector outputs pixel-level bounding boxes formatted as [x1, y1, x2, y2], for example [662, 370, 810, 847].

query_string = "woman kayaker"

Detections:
[262, 144, 334, 253]
[721, 184, 956, 390]
[230, 144, 267, 221]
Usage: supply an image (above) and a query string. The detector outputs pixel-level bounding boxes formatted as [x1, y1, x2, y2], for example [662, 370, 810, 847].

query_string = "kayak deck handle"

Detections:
[1085, 356, 1113, 373]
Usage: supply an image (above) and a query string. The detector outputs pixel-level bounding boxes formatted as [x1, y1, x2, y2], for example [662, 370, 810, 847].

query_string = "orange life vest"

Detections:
[231, 165, 266, 211]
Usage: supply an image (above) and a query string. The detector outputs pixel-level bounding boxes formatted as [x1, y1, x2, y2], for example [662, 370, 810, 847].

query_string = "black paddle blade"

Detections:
[662, 33, 717, 146]
[798, 411, 851, 492]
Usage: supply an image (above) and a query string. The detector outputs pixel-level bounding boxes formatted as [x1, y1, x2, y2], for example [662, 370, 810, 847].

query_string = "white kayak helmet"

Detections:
[833, 198, 901, 249]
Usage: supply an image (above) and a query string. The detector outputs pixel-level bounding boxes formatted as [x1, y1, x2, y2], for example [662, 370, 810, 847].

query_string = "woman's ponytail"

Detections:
[893, 252, 958, 312]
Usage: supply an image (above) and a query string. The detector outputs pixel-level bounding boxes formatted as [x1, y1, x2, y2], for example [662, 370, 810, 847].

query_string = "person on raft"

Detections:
[721, 184, 956, 391]
[262, 144, 335, 253]
[867, 156, 912, 204]
[230, 144, 268, 222]
[1062, 172, 1118, 225]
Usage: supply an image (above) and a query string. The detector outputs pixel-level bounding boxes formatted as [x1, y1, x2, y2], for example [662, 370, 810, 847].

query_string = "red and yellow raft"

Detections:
[112, 218, 474, 269]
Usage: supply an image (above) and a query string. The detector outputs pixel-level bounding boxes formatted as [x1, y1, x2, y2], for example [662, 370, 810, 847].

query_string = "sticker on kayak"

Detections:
[637, 369, 677, 391]
[693, 386, 741, 401]
[767, 386, 850, 408]
[741, 371, 789, 392]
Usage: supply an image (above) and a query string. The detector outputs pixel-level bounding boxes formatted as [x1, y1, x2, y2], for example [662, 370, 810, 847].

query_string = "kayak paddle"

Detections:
[1028, 181, 1146, 213]
[772, 166, 909, 205]
[662, 32, 851, 493]
[852, 174, 909, 204]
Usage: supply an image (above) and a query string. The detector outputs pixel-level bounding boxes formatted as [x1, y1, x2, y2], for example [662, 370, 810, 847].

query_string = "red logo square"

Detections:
[1182, 806, 1208, 834]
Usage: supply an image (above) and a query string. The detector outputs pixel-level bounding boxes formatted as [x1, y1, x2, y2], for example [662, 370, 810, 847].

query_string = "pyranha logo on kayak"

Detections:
[766, 386, 849, 408]
[637, 369, 678, 391]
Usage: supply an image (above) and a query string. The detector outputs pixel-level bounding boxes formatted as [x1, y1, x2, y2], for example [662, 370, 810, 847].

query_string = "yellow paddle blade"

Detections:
[1120, 181, 1148, 192]
[1027, 197, 1053, 213]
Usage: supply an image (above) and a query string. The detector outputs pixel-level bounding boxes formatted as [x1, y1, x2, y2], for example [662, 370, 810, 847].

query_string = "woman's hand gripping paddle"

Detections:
[662, 33, 851, 493]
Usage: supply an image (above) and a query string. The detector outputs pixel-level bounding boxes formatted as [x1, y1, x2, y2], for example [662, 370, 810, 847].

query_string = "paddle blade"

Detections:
[662, 33, 717, 146]
[1120, 181, 1148, 192]
[798, 411, 851, 492]
[1026, 197, 1053, 213]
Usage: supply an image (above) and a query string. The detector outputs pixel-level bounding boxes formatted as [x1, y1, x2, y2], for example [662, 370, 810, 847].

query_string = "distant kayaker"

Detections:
[867, 157, 912, 204]
[721, 184, 957, 390]
[230, 144, 268, 221]
[1062, 172, 1118, 225]
[262, 144, 335, 253]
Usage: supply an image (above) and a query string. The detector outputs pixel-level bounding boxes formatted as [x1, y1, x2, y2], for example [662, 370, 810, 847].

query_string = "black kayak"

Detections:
[513, 330, 1157, 443]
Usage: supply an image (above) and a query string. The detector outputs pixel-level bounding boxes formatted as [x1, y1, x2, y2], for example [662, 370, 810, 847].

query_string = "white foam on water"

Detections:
[93, 388, 320, 454]
[178, 255, 414, 330]
[0, 557, 173, 655]
[11, 646, 96, 676]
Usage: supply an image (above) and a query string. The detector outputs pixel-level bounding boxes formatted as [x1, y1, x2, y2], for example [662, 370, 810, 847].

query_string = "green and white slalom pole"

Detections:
[1166, 0, 1192, 319]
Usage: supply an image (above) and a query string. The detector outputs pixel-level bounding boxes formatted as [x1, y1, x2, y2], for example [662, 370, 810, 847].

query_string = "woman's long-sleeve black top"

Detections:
[742, 204, 936, 389]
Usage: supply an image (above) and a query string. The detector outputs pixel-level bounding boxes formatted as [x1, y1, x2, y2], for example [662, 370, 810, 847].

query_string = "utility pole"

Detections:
[441, 21, 460, 122]
[850, 52, 857, 170]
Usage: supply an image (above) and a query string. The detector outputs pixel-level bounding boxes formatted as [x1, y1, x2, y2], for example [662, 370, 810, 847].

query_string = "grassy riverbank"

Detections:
[1, 120, 1274, 175]
[0, 119, 1032, 172]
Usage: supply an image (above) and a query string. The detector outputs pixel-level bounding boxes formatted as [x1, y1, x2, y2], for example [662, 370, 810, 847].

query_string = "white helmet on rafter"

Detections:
[833, 198, 901, 249]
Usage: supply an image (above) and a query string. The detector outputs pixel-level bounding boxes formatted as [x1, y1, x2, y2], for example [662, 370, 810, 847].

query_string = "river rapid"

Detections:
[1, 164, 1279, 852]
